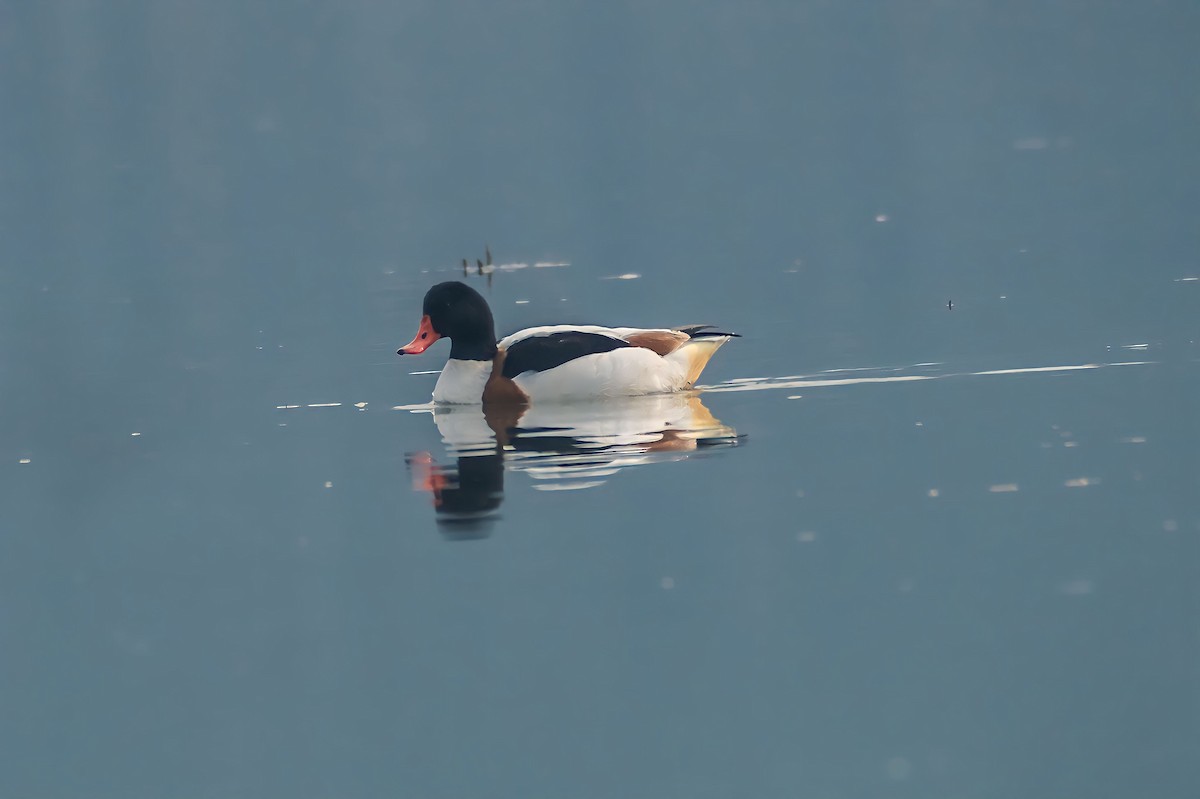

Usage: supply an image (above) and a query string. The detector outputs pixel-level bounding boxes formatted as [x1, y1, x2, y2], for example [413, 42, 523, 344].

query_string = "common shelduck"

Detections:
[398, 281, 738, 405]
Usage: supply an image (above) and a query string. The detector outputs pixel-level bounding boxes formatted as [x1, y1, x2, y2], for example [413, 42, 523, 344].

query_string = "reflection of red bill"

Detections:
[407, 451, 447, 506]
[397, 315, 440, 355]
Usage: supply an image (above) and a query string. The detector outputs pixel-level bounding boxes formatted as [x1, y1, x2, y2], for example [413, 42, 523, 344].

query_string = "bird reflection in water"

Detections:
[406, 394, 739, 538]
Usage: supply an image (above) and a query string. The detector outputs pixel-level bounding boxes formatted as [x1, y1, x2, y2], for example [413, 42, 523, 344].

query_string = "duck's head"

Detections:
[398, 281, 497, 360]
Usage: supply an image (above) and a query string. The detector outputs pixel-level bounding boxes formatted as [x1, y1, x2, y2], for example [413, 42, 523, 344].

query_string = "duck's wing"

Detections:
[500, 329, 631, 379]
[497, 324, 737, 373]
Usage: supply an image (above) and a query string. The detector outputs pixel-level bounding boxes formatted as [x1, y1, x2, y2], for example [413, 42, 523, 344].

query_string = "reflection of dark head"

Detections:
[435, 452, 504, 539]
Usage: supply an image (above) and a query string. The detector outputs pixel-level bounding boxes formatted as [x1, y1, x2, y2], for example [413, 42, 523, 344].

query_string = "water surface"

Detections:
[2, 2, 1198, 797]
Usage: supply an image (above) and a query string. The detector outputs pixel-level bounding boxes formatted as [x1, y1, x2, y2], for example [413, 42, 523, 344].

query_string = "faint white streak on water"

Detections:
[973, 364, 1101, 376]
[1120, 436, 1147, 444]
[531, 481, 607, 491]
[285, 360, 1157, 411]
[989, 483, 1020, 493]
[1064, 477, 1097, 487]
[704, 375, 933, 393]
[600, 273, 641, 280]
[1174, 276, 1198, 282]
[821, 366, 885, 373]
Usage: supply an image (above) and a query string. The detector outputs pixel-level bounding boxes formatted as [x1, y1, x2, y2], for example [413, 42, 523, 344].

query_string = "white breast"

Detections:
[432, 359, 493, 404]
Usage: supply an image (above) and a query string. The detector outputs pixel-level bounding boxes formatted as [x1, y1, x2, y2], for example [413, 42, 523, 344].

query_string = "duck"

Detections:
[397, 281, 738, 405]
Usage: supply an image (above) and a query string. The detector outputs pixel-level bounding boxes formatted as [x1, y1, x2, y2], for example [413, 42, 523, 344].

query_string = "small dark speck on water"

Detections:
[948, 299, 954, 310]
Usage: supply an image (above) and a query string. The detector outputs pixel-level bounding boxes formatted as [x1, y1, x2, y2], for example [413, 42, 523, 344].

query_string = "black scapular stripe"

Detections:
[502, 332, 631, 378]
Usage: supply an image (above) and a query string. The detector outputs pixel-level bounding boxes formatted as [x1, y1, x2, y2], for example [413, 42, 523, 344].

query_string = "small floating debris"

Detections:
[886, 757, 912, 781]
[1058, 579, 1094, 596]
[1064, 477, 1096, 488]
[276, 404, 300, 410]
[927, 488, 940, 498]
[354, 402, 367, 409]
[1120, 436, 1147, 444]
[18, 458, 31, 465]
[989, 483, 1020, 493]
[874, 213, 889, 223]
[1013, 137, 1049, 150]
[323, 481, 333, 489]
[601, 273, 641, 281]
[306, 403, 341, 408]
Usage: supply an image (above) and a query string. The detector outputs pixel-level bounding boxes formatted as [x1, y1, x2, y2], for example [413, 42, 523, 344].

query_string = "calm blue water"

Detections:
[2, 2, 1198, 797]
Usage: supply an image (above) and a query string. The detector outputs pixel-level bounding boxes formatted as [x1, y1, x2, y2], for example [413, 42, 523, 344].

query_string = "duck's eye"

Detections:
[420, 332, 428, 339]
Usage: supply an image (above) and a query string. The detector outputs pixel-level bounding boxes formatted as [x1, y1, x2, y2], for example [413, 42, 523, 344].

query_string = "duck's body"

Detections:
[399, 282, 737, 406]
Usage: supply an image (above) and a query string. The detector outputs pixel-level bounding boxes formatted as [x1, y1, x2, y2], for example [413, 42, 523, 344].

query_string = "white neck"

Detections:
[432, 359, 493, 404]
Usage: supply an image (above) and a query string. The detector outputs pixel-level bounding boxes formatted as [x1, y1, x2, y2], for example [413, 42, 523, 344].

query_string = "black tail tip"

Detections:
[677, 324, 741, 339]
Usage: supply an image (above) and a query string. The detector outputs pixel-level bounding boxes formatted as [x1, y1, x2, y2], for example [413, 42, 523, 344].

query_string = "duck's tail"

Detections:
[670, 326, 739, 388]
